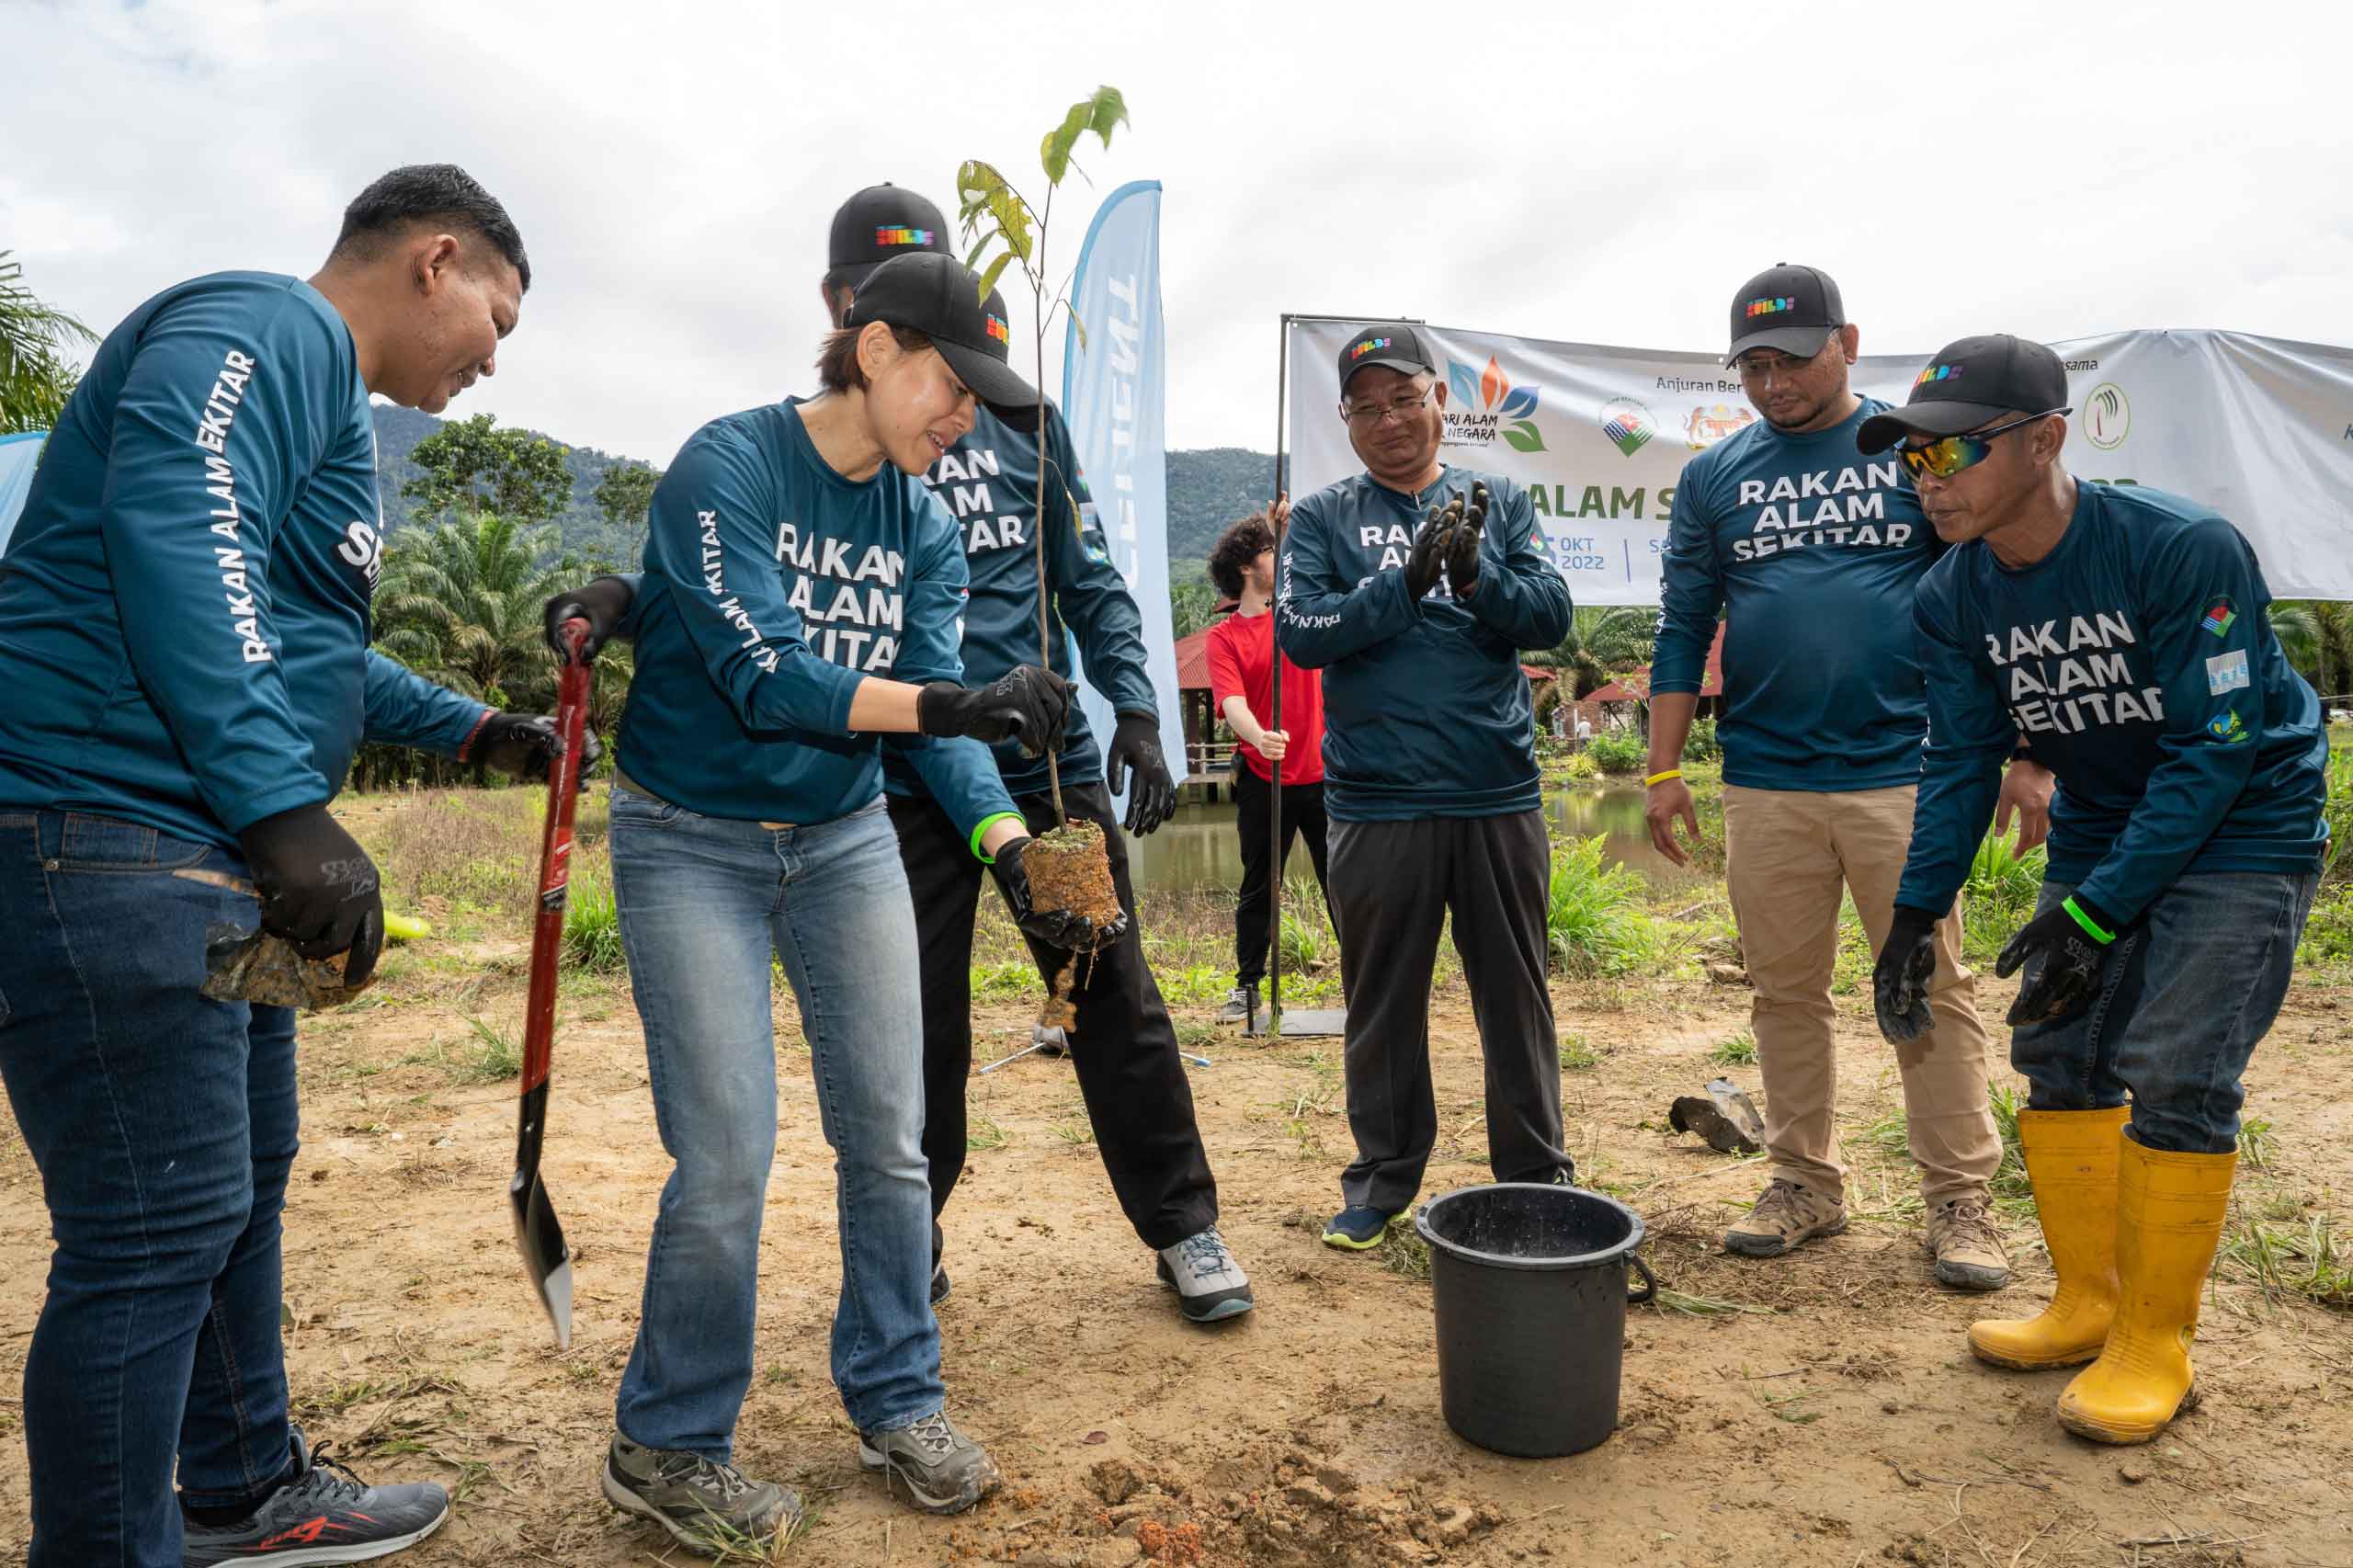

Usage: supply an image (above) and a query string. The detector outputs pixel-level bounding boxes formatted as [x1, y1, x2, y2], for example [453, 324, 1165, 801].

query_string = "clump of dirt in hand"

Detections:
[1024, 820, 1123, 948]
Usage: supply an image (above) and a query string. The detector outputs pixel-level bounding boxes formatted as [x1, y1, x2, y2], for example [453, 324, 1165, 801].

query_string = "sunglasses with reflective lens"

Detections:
[1895, 407, 2073, 480]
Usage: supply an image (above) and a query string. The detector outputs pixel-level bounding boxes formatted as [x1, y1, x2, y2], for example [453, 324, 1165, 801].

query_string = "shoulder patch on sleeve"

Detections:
[2205, 649, 2250, 695]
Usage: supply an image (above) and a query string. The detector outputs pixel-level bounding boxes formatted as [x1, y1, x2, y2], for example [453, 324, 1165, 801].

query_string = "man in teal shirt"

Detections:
[0, 166, 554, 1567]
[1279, 324, 1574, 1250]
[1648, 265, 2049, 1290]
[1869, 334, 2326, 1447]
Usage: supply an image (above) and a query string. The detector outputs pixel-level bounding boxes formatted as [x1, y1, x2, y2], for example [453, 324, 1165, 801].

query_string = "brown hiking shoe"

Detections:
[1927, 1197, 2012, 1291]
[1724, 1178, 1847, 1257]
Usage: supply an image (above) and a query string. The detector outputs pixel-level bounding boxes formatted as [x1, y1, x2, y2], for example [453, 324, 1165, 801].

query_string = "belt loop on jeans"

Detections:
[613, 767, 794, 832]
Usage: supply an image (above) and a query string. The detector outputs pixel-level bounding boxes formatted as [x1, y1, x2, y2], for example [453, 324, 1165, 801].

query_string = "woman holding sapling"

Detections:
[542, 252, 1097, 1550]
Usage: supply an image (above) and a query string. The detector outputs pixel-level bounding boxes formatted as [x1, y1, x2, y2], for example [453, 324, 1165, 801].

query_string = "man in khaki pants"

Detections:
[1644, 263, 2052, 1290]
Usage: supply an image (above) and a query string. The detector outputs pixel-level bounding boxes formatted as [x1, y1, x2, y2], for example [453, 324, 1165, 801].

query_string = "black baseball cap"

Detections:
[847, 251, 1036, 413]
[1723, 263, 1845, 366]
[1857, 335, 2072, 453]
[827, 184, 951, 288]
[1337, 323, 1433, 391]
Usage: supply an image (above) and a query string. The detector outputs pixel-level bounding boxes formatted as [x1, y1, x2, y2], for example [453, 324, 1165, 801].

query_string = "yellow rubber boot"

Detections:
[2055, 1137, 2237, 1445]
[1969, 1106, 2129, 1370]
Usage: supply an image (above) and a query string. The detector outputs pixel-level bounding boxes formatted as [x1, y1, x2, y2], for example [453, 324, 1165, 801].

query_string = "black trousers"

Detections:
[1232, 765, 1331, 990]
[1327, 811, 1569, 1214]
[887, 783, 1218, 1252]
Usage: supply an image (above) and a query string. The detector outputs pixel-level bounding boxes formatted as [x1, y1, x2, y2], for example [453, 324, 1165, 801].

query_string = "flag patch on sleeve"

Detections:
[2205, 649, 2250, 696]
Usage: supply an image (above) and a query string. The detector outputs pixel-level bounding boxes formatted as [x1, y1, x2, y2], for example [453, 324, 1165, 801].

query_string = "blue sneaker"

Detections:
[181, 1428, 448, 1565]
[1322, 1205, 1392, 1251]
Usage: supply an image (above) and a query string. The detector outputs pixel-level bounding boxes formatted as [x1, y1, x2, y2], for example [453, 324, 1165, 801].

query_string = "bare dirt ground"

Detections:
[2, 796, 2348, 1567]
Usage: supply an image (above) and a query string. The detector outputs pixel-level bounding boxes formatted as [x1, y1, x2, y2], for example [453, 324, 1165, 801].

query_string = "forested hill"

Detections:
[369, 403, 1274, 575]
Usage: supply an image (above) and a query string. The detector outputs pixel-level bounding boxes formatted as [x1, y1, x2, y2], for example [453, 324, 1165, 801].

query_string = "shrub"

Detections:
[1962, 833, 2048, 959]
[1683, 716, 1722, 763]
[1546, 835, 1650, 975]
[1563, 750, 1600, 781]
[1586, 731, 1645, 775]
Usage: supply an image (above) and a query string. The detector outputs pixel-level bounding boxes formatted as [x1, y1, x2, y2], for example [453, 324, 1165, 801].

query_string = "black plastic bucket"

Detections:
[1415, 1183, 1656, 1458]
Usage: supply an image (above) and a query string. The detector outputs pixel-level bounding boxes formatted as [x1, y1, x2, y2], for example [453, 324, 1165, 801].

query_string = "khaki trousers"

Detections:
[1722, 783, 2000, 1207]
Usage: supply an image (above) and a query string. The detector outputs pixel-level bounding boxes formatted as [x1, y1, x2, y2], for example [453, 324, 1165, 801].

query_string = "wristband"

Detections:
[1644, 768, 1683, 787]
[970, 811, 1024, 863]
[455, 707, 494, 762]
[2060, 895, 2116, 945]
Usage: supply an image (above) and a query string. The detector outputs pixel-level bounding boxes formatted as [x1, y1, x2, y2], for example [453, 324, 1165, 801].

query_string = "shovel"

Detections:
[512, 619, 592, 1349]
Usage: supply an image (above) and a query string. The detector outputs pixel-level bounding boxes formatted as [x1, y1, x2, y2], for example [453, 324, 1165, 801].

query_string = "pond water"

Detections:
[1125, 781, 1692, 896]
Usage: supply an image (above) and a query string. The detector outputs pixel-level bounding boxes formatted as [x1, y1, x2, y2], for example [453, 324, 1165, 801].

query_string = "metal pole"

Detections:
[1267, 312, 1290, 1040]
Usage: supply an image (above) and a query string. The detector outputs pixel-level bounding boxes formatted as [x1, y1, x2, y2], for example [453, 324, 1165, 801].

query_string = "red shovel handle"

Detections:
[520, 619, 593, 1095]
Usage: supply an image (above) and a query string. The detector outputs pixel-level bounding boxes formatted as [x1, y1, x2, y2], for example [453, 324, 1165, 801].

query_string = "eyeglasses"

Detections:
[1894, 408, 2073, 480]
[1340, 385, 1436, 426]
[1734, 336, 1836, 381]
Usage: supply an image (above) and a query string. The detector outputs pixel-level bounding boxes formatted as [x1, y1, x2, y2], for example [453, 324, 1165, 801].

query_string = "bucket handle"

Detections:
[1627, 1253, 1657, 1305]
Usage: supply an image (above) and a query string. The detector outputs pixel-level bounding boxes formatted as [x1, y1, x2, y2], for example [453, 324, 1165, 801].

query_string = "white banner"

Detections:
[1286, 322, 2353, 604]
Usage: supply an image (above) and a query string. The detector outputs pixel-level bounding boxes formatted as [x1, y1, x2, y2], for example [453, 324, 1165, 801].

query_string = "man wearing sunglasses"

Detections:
[1650, 266, 2039, 1290]
[1865, 334, 2327, 1446]
[1279, 324, 1575, 1253]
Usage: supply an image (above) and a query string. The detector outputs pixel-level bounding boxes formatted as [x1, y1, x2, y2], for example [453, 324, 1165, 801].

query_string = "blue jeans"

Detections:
[608, 788, 942, 1452]
[2012, 873, 2316, 1153]
[0, 811, 300, 1568]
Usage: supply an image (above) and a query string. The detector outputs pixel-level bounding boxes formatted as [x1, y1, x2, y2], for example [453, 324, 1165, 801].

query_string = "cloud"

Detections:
[6, 0, 2345, 465]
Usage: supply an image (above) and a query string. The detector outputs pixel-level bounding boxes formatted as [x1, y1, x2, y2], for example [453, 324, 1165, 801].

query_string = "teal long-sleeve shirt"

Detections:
[1275, 465, 1570, 822]
[883, 402, 1156, 802]
[616, 399, 1015, 839]
[1898, 483, 2328, 924]
[0, 271, 484, 848]
[1653, 398, 1941, 790]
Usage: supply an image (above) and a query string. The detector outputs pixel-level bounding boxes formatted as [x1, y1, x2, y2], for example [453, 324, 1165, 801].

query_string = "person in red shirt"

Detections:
[1205, 506, 1330, 1023]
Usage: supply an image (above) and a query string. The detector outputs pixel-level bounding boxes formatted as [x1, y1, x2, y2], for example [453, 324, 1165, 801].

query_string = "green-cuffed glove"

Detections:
[1995, 894, 2120, 1025]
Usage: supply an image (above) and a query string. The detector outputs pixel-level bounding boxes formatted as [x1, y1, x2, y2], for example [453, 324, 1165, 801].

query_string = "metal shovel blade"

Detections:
[510, 1080, 574, 1349]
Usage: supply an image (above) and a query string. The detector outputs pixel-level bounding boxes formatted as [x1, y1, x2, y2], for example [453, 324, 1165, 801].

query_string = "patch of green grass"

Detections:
[965, 1116, 1011, 1152]
[562, 869, 626, 972]
[1711, 1031, 1756, 1067]
[460, 1016, 522, 1083]
[1961, 832, 2049, 960]
[2221, 1209, 2352, 1309]
[1050, 1119, 1096, 1148]
[1378, 1221, 1431, 1282]
[1546, 835, 1651, 976]
[1560, 1033, 1605, 1071]
[2237, 1116, 2275, 1170]
[971, 960, 1040, 1000]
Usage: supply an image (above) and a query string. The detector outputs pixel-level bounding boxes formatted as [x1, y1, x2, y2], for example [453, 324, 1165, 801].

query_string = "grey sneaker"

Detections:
[1215, 985, 1256, 1025]
[1156, 1225, 1256, 1323]
[1926, 1196, 2013, 1292]
[601, 1434, 801, 1554]
[857, 1409, 1002, 1516]
[1724, 1177, 1847, 1258]
[181, 1428, 448, 1565]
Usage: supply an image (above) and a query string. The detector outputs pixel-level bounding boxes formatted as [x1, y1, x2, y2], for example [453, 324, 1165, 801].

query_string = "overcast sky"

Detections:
[9, 0, 2348, 469]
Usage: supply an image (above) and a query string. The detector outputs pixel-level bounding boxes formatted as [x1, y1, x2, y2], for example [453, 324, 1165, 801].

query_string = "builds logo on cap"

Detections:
[874, 225, 935, 247]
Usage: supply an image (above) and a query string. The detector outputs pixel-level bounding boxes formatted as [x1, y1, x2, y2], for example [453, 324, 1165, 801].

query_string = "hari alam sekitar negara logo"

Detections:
[1599, 398, 1656, 457]
[984, 312, 1010, 346]
[874, 225, 934, 246]
[1444, 356, 1544, 453]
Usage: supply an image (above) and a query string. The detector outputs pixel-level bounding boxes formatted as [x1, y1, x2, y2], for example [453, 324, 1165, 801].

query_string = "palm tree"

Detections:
[0, 252, 97, 434]
[1529, 605, 1657, 697]
[369, 514, 630, 782]
[2269, 604, 2320, 681]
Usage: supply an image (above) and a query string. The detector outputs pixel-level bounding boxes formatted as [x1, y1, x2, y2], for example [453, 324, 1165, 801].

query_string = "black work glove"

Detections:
[917, 665, 1074, 758]
[1872, 904, 1941, 1045]
[1104, 711, 1176, 835]
[464, 711, 601, 781]
[542, 574, 635, 663]
[1404, 503, 1453, 601]
[1995, 895, 2119, 1026]
[1446, 481, 1488, 600]
[235, 803, 385, 989]
[991, 835, 1128, 951]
